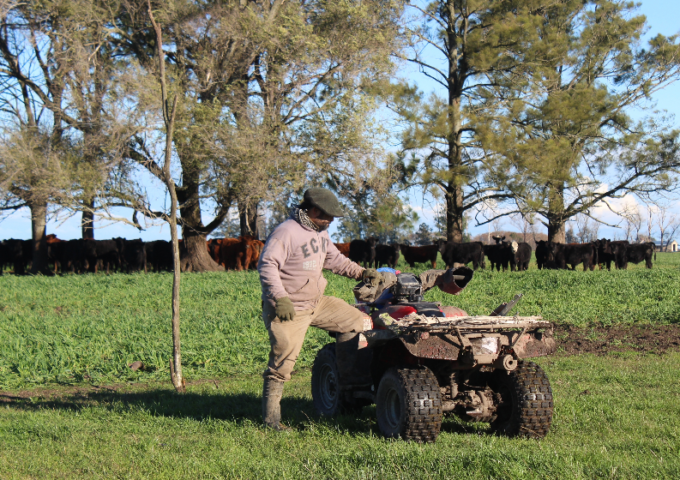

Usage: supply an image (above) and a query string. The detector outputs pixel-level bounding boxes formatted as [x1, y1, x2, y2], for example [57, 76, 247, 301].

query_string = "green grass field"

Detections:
[0, 253, 678, 390]
[0, 253, 679, 478]
[1, 354, 679, 479]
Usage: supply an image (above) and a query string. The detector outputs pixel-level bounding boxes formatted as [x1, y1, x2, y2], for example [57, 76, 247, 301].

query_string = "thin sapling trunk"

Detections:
[148, 1, 184, 393]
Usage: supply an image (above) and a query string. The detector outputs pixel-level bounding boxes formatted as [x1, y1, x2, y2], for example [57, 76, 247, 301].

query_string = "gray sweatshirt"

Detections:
[258, 218, 364, 310]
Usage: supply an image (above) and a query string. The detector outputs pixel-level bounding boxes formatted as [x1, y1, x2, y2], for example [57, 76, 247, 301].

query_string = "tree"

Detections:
[0, 0, 140, 245]
[0, 1, 94, 272]
[619, 203, 643, 241]
[653, 203, 680, 251]
[0, 126, 75, 273]
[510, 212, 536, 243]
[335, 191, 418, 243]
[414, 222, 433, 245]
[574, 213, 600, 243]
[477, 0, 680, 242]
[115, 0, 402, 270]
[391, 0, 555, 241]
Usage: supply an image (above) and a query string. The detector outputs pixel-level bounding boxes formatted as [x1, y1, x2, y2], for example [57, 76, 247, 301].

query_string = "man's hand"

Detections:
[275, 297, 296, 321]
[362, 268, 384, 287]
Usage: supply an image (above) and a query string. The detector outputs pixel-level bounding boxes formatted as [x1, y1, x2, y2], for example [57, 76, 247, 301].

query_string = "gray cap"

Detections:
[301, 187, 345, 217]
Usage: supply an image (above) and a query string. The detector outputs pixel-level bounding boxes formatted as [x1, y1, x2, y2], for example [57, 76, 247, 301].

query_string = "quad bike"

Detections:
[311, 267, 556, 443]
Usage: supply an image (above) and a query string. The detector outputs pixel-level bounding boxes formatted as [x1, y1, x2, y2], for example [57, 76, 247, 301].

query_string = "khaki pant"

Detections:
[262, 296, 365, 382]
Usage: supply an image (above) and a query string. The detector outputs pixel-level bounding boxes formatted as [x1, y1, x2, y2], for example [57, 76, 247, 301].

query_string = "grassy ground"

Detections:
[1, 353, 679, 479]
[0, 253, 678, 390]
[0, 253, 678, 478]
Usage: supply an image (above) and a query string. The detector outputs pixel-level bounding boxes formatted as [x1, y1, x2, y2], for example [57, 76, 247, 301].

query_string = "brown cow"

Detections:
[218, 238, 241, 270]
[238, 235, 260, 270]
[334, 242, 351, 258]
[248, 239, 265, 269]
[399, 244, 439, 268]
[219, 236, 259, 271]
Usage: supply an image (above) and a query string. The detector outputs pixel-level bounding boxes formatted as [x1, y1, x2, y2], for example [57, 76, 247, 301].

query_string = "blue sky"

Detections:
[2, 0, 679, 242]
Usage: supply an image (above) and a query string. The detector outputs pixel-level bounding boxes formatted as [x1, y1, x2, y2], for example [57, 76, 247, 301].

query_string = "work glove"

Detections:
[362, 268, 384, 287]
[275, 297, 296, 321]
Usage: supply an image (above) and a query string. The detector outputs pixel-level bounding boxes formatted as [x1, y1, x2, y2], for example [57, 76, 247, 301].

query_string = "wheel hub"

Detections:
[319, 364, 338, 410]
[384, 388, 401, 428]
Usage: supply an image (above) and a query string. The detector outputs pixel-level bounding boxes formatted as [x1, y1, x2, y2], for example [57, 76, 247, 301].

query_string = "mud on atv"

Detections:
[311, 268, 556, 443]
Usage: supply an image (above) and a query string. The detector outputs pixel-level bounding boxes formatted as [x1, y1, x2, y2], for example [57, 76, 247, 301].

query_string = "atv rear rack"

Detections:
[399, 315, 552, 332]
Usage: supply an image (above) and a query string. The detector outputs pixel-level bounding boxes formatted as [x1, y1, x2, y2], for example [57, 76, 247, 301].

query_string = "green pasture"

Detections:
[1, 353, 679, 479]
[0, 253, 679, 478]
[0, 253, 678, 390]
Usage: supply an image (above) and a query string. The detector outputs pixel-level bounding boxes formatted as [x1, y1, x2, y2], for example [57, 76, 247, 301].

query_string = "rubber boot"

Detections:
[262, 377, 290, 431]
[335, 332, 373, 389]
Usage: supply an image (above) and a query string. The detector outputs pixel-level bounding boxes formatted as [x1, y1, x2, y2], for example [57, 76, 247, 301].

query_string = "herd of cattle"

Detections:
[0, 233, 656, 275]
[340, 235, 657, 271]
[0, 235, 265, 275]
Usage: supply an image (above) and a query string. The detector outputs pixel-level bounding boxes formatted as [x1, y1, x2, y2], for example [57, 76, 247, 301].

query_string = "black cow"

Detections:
[120, 239, 147, 273]
[0, 240, 6, 275]
[547, 242, 598, 271]
[47, 239, 85, 273]
[535, 240, 550, 269]
[95, 239, 123, 273]
[78, 239, 120, 273]
[349, 237, 377, 268]
[375, 243, 400, 269]
[594, 239, 612, 270]
[399, 244, 439, 268]
[623, 242, 655, 269]
[437, 240, 485, 270]
[610, 241, 630, 269]
[483, 242, 516, 271]
[595, 239, 629, 270]
[47, 240, 66, 273]
[146, 240, 172, 272]
[2, 239, 31, 275]
[514, 242, 532, 271]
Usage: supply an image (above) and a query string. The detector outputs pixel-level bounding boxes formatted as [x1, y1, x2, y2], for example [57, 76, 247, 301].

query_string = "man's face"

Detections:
[307, 207, 334, 231]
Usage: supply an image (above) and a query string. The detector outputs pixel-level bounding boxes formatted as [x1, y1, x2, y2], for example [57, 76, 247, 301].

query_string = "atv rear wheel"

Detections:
[489, 361, 553, 439]
[375, 366, 442, 443]
[311, 343, 364, 416]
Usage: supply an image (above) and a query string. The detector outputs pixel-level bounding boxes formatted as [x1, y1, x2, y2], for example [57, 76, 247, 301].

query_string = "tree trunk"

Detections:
[180, 231, 223, 272]
[29, 202, 50, 275]
[445, 14, 465, 244]
[445, 184, 464, 242]
[81, 197, 95, 239]
[547, 221, 566, 243]
[147, 4, 185, 392]
[547, 183, 566, 243]
[238, 198, 260, 239]
[177, 175, 224, 272]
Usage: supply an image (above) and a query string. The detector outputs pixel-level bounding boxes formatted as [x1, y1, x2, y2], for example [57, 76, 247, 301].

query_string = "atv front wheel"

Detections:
[375, 366, 442, 443]
[311, 343, 364, 416]
[490, 361, 553, 439]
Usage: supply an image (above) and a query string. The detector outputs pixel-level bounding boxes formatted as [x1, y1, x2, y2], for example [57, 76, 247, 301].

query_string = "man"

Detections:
[257, 187, 382, 430]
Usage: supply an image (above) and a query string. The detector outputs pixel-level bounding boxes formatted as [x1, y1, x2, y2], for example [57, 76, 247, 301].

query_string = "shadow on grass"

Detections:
[0, 388, 495, 438]
[1, 389, 266, 423]
[0, 388, 378, 433]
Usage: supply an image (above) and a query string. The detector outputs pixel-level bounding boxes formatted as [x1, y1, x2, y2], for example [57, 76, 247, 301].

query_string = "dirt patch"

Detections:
[554, 324, 680, 355]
